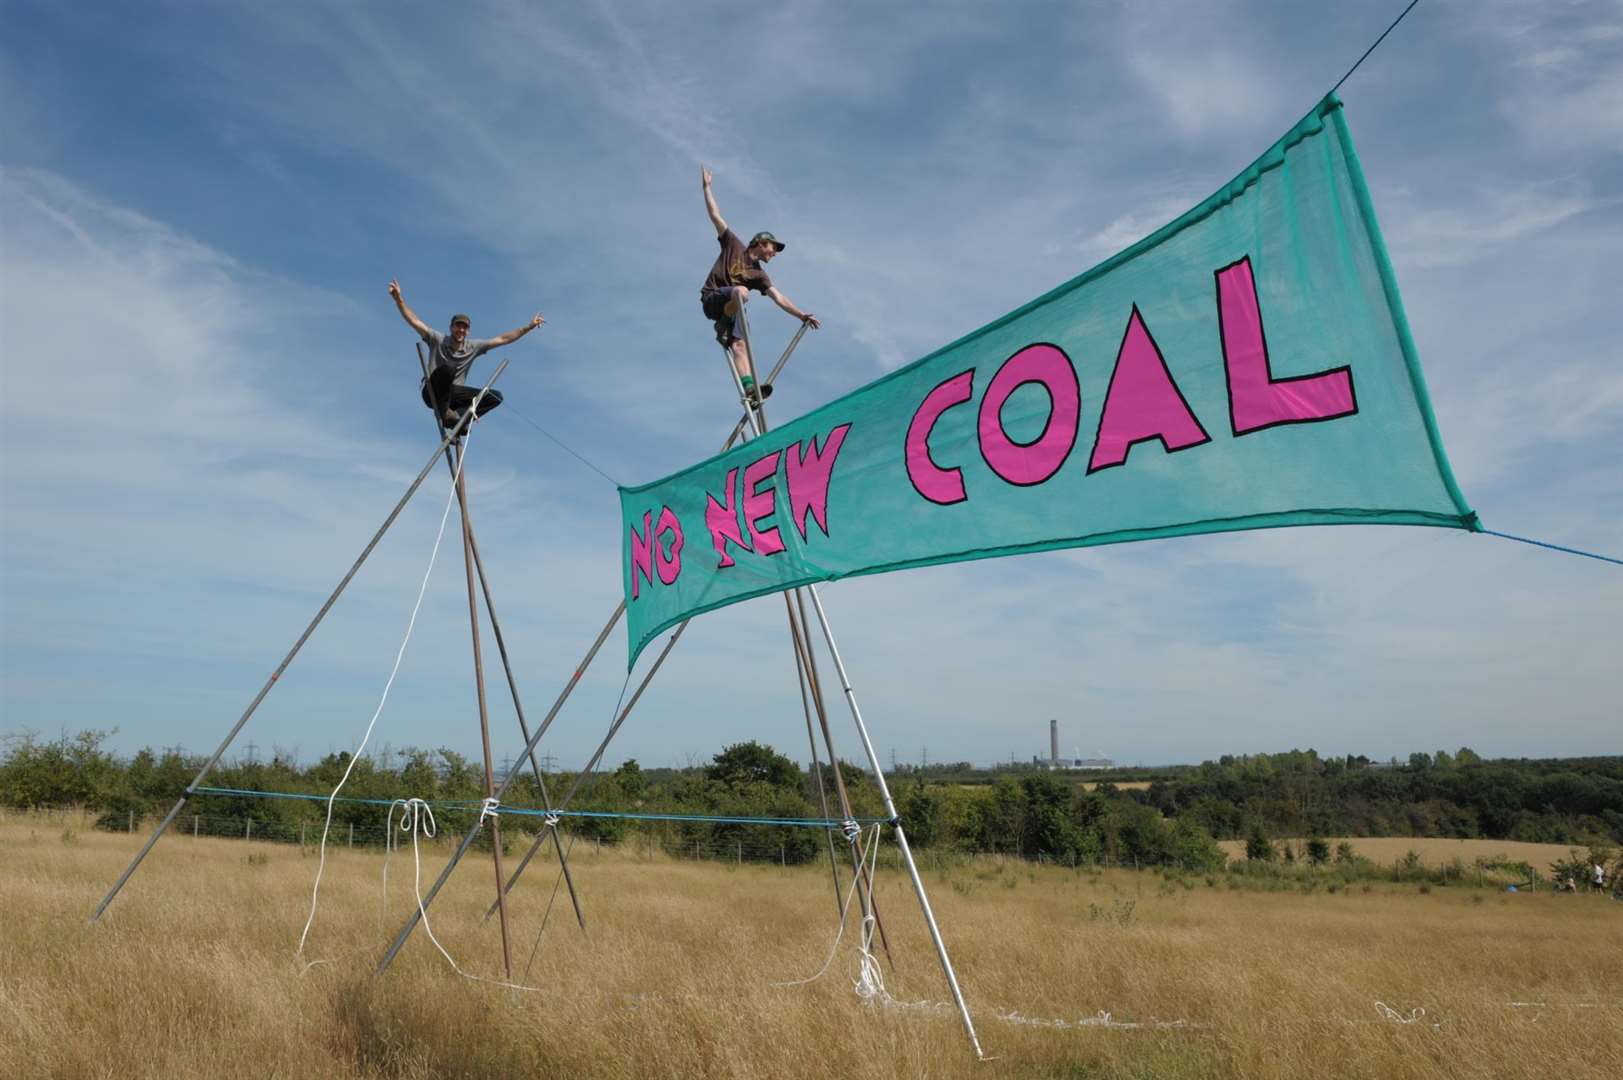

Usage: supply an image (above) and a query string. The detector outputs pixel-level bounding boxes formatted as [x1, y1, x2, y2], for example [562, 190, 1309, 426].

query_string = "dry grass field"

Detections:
[3, 813, 1619, 1079]
[1214, 836, 1588, 868]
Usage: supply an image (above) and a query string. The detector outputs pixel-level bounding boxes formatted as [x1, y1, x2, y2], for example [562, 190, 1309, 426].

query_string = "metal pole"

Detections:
[418, 343, 586, 933]
[789, 587, 894, 968]
[723, 315, 891, 963]
[89, 363, 504, 923]
[789, 593, 845, 914]
[382, 620, 687, 972]
[453, 444, 514, 980]
[804, 584, 984, 1058]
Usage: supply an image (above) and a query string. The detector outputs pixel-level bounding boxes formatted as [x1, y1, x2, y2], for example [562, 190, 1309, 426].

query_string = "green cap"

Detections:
[749, 231, 786, 252]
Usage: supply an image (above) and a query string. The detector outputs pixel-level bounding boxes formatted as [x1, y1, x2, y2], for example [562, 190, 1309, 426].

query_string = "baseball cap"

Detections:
[749, 231, 786, 252]
[450, 313, 472, 328]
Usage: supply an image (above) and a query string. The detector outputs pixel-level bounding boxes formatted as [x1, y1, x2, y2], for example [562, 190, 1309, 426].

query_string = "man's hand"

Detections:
[389, 280, 431, 337]
[530, 313, 545, 330]
[702, 166, 726, 236]
[802, 313, 821, 330]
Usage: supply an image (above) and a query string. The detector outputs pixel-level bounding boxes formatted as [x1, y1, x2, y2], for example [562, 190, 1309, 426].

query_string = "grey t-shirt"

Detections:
[422, 328, 494, 386]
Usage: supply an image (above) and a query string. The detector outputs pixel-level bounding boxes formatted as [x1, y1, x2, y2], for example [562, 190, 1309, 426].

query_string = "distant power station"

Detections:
[1036, 718, 1114, 771]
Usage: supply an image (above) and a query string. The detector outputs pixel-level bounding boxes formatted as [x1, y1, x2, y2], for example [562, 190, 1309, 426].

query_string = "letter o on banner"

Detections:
[977, 343, 1080, 486]
[654, 505, 684, 585]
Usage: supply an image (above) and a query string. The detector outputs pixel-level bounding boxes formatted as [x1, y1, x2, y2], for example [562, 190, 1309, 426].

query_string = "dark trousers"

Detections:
[420, 365, 504, 418]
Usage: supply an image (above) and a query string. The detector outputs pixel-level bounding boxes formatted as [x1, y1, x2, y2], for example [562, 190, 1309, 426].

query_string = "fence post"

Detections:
[349, 822, 354, 847]
[737, 840, 742, 866]
[193, 815, 199, 838]
[781, 843, 786, 867]
[128, 809, 135, 833]
[300, 823, 306, 847]
[694, 838, 700, 861]
[246, 818, 252, 841]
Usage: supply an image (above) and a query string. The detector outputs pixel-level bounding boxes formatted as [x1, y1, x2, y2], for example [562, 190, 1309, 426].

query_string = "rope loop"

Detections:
[479, 797, 501, 825]
[543, 813, 561, 830]
[841, 819, 860, 843]
[394, 797, 437, 839]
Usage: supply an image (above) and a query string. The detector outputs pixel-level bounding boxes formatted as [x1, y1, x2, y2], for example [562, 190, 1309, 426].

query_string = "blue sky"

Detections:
[2, 0, 1619, 774]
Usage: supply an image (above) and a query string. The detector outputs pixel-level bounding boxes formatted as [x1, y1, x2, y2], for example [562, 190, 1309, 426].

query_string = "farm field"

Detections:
[1214, 836, 1586, 868]
[2, 814, 1619, 1079]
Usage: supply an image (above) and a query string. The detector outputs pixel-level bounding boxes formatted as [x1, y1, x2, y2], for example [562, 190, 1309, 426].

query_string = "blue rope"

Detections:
[190, 785, 881, 828]
[1482, 529, 1623, 568]
[501, 806, 887, 828]
[193, 786, 407, 808]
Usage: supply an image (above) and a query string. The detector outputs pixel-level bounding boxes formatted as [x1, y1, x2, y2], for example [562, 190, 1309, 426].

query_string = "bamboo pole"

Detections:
[453, 443, 514, 980]
[418, 344, 585, 932]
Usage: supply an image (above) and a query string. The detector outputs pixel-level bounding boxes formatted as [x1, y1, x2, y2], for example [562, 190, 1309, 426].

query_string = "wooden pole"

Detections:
[417, 343, 586, 932]
[453, 443, 514, 981]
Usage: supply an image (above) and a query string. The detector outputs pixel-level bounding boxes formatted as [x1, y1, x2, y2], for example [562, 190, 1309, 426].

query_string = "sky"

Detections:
[1, 0, 1619, 776]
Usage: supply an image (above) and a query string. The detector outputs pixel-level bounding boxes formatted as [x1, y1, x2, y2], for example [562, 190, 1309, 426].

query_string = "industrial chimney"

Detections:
[1050, 719, 1059, 770]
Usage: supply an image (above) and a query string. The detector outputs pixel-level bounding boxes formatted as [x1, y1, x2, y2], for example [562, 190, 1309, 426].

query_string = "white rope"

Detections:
[770, 823, 880, 989]
[994, 1008, 1205, 1031]
[479, 797, 501, 824]
[297, 423, 476, 960]
[850, 826, 887, 1003]
[1373, 1001, 1427, 1025]
[394, 795, 550, 994]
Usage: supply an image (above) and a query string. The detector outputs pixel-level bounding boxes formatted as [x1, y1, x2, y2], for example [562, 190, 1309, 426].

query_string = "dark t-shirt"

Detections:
[420, 328, 494, 386]
[701, 229, 773, 297]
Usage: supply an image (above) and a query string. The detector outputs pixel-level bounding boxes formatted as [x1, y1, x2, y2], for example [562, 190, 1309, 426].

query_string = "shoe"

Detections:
[742, 380, 773, 405]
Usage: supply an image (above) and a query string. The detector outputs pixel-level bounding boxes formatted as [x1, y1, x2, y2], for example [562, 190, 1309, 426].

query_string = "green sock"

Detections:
[740, 375, 756, 391]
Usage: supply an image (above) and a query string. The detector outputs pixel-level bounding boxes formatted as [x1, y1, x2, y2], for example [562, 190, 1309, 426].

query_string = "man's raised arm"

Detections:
[701, 166, 728, 237]
[487, 314, 546, 349]
[388, 280, 432, 338]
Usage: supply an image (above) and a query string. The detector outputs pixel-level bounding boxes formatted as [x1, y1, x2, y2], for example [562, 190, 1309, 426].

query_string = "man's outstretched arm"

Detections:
[487, 314, 546, 349]
[701, 166, 728, 237]
[765, 286, 819, 329]
[388, 280, 432, 338]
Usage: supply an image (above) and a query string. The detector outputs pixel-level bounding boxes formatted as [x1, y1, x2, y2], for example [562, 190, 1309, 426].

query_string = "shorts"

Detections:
[701, 286, 745, 347]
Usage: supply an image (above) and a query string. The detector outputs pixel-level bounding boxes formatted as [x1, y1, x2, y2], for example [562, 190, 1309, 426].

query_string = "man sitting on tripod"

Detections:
[699, 166, 819, 404]
[388, 279, 544, 431]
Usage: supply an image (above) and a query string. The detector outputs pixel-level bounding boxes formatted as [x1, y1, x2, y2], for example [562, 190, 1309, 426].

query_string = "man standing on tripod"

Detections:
[388, 280, 545, 430]
[699, 166, 819, 404]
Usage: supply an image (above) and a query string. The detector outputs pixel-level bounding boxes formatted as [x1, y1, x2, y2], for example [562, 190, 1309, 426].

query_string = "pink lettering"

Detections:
[742, 451, 786, 556]
[906, 370, 974, 505]
[786, 423, 852, 541]
[628, 510, 655, 600]
[703, 467, 751, 569]
[977, 343, 1079, 486]
[1087, 306, 1210, 472]
[1218, 256, 1356, 435]
[654, 506, 683, 585]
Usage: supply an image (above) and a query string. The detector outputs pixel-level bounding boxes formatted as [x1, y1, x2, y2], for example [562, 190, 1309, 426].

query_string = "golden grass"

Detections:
[3, 812, 1619, 1079]
[1215, 836, 1588, 867]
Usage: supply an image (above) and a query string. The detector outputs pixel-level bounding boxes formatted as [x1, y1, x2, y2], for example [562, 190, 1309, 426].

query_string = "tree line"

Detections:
[2, 730, 1619, 870]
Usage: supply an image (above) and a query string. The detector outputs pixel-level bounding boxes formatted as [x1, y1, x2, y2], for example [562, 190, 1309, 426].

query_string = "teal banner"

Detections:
[619, 96, 1477, 666]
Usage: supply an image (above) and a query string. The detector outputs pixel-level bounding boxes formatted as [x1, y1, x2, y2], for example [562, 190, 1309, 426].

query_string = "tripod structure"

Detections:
[90, 318, 985, 1057]
[89, 357, 586, 971]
